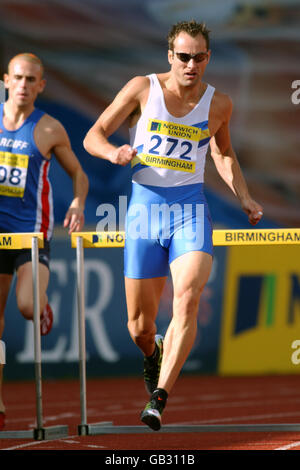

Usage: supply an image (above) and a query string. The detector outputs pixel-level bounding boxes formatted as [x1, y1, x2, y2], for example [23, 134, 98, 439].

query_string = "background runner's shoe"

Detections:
[144, 334, 163, 395]
[40, 303, 53, 336]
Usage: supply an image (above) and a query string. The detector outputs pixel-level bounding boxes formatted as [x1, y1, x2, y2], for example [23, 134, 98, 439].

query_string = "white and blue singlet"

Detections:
[124, 74, 215, 279]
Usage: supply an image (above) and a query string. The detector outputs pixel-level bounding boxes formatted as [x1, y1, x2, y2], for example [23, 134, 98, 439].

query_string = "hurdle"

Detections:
[0, 233, 69, 440]
[71, 228, 300, 435]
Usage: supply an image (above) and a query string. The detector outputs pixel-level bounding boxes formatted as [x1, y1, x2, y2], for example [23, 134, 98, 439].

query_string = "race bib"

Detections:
[132, 119, 210, 172]
[0, 151, 29, 197]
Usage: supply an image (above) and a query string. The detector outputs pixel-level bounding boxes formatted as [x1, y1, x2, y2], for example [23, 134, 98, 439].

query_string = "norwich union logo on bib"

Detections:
[148, 119, 201, 141]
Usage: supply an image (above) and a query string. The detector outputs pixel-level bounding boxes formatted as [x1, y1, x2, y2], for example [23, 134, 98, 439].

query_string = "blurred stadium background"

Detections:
[0, 0, 299, 381]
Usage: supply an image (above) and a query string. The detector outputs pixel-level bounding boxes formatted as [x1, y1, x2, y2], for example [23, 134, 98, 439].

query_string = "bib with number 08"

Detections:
[0, 151, 29, 197]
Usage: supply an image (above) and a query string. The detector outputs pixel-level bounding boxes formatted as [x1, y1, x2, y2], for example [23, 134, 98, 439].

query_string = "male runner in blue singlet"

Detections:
[0, 53, 89, 430]
[83, 20, 263, 431]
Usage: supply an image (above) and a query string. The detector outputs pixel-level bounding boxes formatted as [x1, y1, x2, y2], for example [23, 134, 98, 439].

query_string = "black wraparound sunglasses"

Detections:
[174, 51, 209, 63]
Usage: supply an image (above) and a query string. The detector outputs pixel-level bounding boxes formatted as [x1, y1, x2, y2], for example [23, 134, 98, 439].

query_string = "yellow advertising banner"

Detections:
[219, 245, 300, 374]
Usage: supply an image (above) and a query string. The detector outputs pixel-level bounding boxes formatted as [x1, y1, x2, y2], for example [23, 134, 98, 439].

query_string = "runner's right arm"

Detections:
[83, 76, 148, 166]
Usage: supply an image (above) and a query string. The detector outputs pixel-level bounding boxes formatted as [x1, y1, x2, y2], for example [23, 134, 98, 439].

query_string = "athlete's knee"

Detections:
[127, 315, 155, 341]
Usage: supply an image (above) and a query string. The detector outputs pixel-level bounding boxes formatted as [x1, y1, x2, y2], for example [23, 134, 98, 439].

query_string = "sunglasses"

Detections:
[174, 51, 209, 63]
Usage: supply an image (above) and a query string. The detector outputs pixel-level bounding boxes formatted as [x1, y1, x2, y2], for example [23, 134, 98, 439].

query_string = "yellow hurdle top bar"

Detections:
[213, 228, 300, 245]
[0, 232, 44, 249]
[71, 228, 300, 248]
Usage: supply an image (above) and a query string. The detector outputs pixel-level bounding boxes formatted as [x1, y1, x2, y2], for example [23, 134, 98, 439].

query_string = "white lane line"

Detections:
[7, 412, 78, 425]
[1, 434, 78, 451]
[275, 441, 300, 450]
[86, 444, 106, 449]
[2, 436, 108, 451]
[172, 410, 300, 425]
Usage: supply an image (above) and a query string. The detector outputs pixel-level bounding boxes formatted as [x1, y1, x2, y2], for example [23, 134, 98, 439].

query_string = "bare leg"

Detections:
[157, 251, 212, 394]
[0, 262, 50, 420]
[0, 274, 13, 414]
[125, 276, 167, 357]
[15, 262, 49, 320]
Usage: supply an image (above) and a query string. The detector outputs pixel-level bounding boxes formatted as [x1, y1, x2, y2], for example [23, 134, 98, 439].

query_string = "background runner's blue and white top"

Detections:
[129, 73, 215, 187]
[0, 104, 54, 241]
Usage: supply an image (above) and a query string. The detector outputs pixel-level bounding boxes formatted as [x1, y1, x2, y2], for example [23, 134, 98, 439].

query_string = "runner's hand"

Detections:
[242, 199, 264, 226]
[111, 145, 137, 166]
[64, 207, 85, 234]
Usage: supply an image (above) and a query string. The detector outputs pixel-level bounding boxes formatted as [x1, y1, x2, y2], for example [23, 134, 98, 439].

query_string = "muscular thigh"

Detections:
[170, 251, 213, 304]
[125, 276, 167, 323]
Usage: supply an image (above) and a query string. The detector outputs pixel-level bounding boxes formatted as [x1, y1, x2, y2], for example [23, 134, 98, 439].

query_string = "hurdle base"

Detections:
[78, 422, 300, 435]
[33, 425, 69, 441]
[0, 429, 35, 439]
[0, 425, 69, 440]
[78, 421, 114, 436]
[78, 424, 89, 436]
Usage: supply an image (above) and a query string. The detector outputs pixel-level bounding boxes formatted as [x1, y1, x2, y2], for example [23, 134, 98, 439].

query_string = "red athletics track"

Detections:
[1, 375, 300, 451]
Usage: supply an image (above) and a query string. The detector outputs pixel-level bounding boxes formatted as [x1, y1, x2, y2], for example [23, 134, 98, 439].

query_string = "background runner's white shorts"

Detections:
[124, 182, 213, 279]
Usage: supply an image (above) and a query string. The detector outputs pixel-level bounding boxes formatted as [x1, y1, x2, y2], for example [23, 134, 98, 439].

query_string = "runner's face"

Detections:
[168, 32, 210, 87]
[4, 59, 45, 107]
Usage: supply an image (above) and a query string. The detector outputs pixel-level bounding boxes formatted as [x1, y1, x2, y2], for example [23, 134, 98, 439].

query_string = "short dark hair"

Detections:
[8, 53, 44, 77]
[167, 20, 211, 51]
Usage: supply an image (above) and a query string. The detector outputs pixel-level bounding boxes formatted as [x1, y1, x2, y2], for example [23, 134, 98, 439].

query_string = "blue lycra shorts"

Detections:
[124, 182, 213, 279]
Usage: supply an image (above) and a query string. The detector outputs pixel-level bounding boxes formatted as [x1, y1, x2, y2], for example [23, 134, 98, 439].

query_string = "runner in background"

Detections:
[0, 53, 89, 430]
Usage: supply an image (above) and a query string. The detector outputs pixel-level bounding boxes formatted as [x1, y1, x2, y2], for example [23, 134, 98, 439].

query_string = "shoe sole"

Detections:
[141, 409, 161, 431]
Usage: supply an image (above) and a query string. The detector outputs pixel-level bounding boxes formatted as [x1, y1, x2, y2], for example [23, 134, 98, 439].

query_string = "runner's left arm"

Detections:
[209, 97, 263, 226]
[51, 121, 89, 233]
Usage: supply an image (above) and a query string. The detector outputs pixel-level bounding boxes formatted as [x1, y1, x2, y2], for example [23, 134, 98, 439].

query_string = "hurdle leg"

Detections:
[76, 236, 113, 436]
[31, 236, 44, 439]
[76, 236, 89, 436]
[31, 236, 69, 440]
